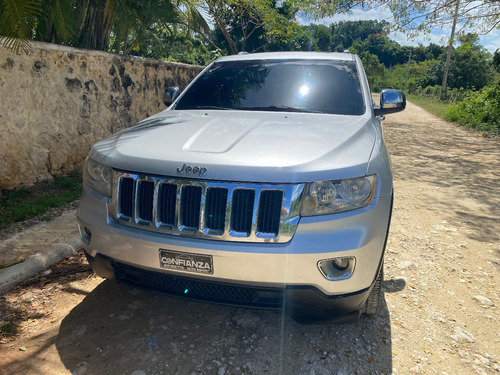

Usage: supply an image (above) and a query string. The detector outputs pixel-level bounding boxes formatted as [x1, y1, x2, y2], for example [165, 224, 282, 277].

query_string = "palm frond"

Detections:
[0, 0, 42, 53]
[50, 0, 78, 41]
[0, 35, 32, 54]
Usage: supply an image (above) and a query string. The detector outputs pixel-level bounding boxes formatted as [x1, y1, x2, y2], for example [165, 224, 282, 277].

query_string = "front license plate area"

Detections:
[159, 249, 213, 275]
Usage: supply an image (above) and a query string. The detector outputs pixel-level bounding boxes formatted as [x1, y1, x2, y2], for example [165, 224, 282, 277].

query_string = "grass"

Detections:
[0, 322, 18, 338]
[407, 94, 454, 119]
[0, 172, 82, 230]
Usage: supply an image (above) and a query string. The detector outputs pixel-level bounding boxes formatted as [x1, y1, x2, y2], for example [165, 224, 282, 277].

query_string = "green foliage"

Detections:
[0, 322, 18, 337]
[372, 35, 495, 93]
[129, 26, 216, 65]
[33, 0, 78, 44]
[0, 0, 205, 55]
[494, 49, 500, 73]
[444, 83, 500, 137]
[312, 24, 331, 51]
[349, 40, 385, 89]
[0, 0, 41, 53]
[0, 173, 82, 230]
[208, 0, 302, 54]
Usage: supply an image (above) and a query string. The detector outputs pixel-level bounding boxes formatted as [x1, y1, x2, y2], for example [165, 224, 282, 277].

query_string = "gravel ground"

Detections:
[0, 100, 499, 375]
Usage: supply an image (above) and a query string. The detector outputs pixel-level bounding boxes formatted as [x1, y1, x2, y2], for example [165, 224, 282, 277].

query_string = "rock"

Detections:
[449, 327, 476, 343]
[472, 295, 494, 307]
[398, 261, 415, 270]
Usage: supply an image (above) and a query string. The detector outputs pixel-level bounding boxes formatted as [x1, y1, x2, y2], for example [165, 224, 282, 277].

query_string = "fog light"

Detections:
[333, 258, 350, 270]
[318, 257, 356, 281]
[78, 224, 92, 245]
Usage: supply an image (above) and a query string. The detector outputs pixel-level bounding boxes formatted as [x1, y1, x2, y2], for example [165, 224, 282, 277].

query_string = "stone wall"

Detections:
[0, 42, 203, 191]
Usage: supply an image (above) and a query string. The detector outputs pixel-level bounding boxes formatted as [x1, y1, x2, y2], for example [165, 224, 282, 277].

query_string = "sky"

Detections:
[297, 5, 500, 54]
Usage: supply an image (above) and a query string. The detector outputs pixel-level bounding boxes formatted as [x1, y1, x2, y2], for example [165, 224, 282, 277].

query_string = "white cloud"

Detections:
[298, 6, 499, 53]
[479, 29, 500, 53]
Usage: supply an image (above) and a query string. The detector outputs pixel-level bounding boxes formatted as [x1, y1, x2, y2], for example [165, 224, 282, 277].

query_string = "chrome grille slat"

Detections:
[109, 171, 305, 243]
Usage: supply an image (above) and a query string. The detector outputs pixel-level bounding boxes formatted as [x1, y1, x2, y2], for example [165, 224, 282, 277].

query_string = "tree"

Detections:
[201, 0, 296, 54]
[0, 0, 206, 54]
[441, 0, 460, 100]
[330, 20, 388, 52]
[129, 25, 215, 65]
[493, 49, 500, 73]
[0, 0, 41, 53]
[384, 0, 500, 37]
[312, 24, 331, 51]
[447, 35, 495, 89]
[32, 0, 78, 45]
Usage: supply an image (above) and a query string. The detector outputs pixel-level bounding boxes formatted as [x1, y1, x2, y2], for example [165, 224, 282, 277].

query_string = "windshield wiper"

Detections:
[245, 105, 323, 113]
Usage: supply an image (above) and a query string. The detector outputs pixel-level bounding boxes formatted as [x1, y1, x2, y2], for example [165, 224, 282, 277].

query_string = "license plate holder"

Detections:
[159, 249, 213, 275]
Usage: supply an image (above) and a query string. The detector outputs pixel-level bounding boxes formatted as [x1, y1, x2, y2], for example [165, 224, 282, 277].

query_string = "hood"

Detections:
[91, 110, 377, 183]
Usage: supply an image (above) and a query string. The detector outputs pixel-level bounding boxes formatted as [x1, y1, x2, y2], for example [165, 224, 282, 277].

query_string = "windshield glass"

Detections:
[175, 59, 366, 115]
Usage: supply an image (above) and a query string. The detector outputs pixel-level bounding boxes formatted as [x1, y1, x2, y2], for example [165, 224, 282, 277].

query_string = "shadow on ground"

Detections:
[27, 278, 404, 375]
[384, 111, 500, 244]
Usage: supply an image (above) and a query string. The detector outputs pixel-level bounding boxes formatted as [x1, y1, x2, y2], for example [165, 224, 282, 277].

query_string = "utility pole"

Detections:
[441, 0, 460, 101]
[405, 48, 412, 92]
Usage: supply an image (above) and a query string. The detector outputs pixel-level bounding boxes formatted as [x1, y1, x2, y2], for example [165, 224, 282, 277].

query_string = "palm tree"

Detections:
[0, 0, 41, 53]
[0, 0, 210, 54]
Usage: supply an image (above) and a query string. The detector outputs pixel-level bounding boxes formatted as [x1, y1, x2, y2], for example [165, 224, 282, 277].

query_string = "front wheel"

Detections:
[363, 267, 383, 315]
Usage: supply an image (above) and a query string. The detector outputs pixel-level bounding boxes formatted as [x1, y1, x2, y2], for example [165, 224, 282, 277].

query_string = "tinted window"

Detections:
[175, 59, 365, 116]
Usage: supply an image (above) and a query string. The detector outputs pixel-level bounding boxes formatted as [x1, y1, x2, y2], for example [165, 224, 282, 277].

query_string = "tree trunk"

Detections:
[441, 0, 460, 101]
[405, 48, 412, 92]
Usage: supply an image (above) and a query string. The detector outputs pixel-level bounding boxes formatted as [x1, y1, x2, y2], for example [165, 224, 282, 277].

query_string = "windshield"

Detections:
[174, 59, 366, 116]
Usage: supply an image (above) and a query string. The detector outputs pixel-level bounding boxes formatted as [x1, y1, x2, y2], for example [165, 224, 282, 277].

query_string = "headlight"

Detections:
[83, 157, 112, 197]
[300, 175, 376, 216]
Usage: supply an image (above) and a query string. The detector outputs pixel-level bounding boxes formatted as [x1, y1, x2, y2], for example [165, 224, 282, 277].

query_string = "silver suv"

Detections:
[77, 52, 405, 322]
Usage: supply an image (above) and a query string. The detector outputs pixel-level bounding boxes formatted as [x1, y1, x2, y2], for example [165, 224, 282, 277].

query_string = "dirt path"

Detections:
[1, 101, 499, 375]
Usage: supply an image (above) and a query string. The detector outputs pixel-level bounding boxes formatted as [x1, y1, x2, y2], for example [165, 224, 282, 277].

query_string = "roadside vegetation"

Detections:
[406, 95, 453, 119]
[444, 83, 500, 137]
[0, 173, 82, 231]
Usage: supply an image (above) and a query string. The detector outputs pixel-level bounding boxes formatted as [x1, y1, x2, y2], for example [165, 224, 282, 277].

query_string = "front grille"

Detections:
[114, 261, 285, 308]
[109, 171, 305, 243]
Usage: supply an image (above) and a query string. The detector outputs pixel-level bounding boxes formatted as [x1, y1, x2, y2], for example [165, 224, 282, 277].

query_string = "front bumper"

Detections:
[84, 250, 375, 322]
[77, 186, 392, 318]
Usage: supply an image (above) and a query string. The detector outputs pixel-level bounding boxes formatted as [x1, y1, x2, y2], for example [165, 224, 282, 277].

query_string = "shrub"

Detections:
[444, 82, 500, 137]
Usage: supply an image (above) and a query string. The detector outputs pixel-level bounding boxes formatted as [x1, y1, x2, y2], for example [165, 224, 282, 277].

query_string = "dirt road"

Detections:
[1, 100, 499, 375]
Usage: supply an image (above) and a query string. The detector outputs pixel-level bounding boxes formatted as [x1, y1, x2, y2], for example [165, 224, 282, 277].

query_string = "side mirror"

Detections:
[374, 89, 406, 116]
[163, 87, 180, 106]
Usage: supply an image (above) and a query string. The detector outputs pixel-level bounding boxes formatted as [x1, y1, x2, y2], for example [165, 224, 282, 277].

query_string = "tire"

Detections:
[363, 267, 383, 315]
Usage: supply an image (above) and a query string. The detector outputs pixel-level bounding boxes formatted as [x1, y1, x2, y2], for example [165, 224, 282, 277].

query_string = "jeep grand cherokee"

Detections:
[77, 52, 405, 322]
